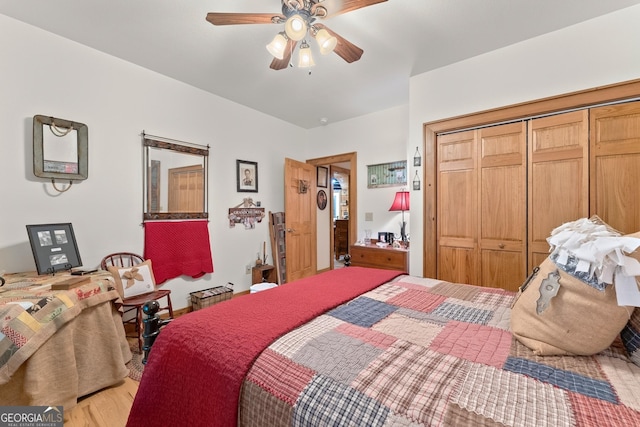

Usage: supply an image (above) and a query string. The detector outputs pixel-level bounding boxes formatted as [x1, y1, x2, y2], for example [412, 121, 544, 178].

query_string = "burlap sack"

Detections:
[511, 256, 631, 355]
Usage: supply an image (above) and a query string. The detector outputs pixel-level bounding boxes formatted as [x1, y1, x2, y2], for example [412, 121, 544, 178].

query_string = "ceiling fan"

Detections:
[206, 0, 388, 70]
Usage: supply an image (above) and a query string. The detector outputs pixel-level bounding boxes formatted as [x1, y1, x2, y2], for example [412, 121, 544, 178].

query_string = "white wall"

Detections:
[407, 4, 640, 276]
[0, 15, 306, 308]
[307, 104, 410, 266]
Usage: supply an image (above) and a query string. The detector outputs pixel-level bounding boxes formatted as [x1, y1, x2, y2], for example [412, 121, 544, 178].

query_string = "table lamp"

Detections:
[389, 190, 410, 243]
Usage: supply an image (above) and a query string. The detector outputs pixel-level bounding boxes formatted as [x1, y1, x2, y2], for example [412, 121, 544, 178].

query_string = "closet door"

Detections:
[528, 110, 589, 269]
[478, 123, 527, 291]
[437, 130, 478, 285]
[591, 101, 640, 234]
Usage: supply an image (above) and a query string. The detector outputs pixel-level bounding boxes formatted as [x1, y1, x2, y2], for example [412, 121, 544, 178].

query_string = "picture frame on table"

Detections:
[237, 160, 258, 193]
[26, 222, 82, 275]
[317, 166, 328, 188]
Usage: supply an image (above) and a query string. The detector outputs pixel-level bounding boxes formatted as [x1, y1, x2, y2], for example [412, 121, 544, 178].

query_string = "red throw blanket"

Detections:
[127, 267, 401, 427]
[144, 220, 214, 284]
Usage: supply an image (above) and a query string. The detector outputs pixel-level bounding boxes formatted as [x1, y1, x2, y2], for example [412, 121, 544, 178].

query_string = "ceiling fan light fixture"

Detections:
[315, 28, 337, 55]
[285, 14, 307, 41]
[266, 32, 288, 59]
[297, 41, 315, 68]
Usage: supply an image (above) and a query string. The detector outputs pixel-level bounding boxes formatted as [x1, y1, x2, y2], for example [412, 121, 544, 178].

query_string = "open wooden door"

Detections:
[284, 158, 317, 281]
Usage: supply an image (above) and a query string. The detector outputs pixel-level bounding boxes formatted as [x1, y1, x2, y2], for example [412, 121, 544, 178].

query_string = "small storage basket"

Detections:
[190, 283, 233, 311]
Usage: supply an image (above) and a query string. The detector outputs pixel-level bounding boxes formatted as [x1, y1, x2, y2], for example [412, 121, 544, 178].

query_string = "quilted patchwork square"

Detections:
[328, 297, 398, 328]
[245, 348, 315, 405]
[569, 391, 640, 426]
[432, 301, 493, 324]
[293, 375, 389, 427]
[387, 289, 447, 312]
[373, 313, 444, 349]
[352, 341, 465, 424]
[454, 363, 573, 426]
[596, 354, 640, 412]
[363, 282, 407, 302]
[269, 315, 343, 358]
[292, 330, 384, 384]
[429, 321, 511, 368]
[504, 357, 617, 403]
[335, 323, 397, 349]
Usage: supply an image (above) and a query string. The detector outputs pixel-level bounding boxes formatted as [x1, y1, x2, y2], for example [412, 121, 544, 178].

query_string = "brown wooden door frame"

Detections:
[306, 152, 358, 270]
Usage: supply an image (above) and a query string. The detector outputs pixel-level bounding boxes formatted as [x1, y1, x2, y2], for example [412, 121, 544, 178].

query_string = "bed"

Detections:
[127, 267, 640, 426]
[0, 270, 132, 410]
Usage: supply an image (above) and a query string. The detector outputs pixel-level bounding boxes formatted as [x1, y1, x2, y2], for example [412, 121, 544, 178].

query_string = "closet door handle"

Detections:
[286, 228, 296, 233]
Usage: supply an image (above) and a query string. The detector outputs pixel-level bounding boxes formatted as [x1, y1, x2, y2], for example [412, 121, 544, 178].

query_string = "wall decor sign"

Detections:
[228, 207, 265, 229]
[26, 223, 82, 275]
[237, 159, 258, 193]
[367, 160, 407, 188]
[228, 198, 265, 229]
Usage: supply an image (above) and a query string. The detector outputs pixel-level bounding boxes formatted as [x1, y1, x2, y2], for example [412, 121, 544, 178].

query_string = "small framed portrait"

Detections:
[377, 232, 394, 244]
[317, 166, 328, 188]
[26, 223, 82, 275]
[317, 190, 328, 210]
[237, 160, 258, 193]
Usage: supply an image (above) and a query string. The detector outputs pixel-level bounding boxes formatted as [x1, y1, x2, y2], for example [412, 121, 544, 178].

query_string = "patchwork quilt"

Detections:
[239, 276, 640, 426]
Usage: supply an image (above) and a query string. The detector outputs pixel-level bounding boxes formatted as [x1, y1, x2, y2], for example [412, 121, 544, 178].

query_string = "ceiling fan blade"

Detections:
[313, 23, 363, 63]
[324, 0, 388, 18]
[206, 12, 284, 26]
[270, 39, 298, 70]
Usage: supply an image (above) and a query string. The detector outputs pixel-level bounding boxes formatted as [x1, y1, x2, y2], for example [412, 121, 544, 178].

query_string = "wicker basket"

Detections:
[190, 283, 233, 311]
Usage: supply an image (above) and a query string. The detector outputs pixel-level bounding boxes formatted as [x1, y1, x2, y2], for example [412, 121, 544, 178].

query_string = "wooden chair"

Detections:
[100, 252, 174, 353]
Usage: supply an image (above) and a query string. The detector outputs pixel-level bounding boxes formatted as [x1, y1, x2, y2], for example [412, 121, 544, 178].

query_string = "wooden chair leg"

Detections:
[166, 296, 174, 318]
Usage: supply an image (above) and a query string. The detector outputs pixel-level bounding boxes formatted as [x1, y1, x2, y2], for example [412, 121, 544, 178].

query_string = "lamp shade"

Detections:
[389, 191, 410, 212]
[297, 41, 315, 67]
[266, 33, 288, 59]
[315, 28, 337, 55]
[285, 14, 307, 41]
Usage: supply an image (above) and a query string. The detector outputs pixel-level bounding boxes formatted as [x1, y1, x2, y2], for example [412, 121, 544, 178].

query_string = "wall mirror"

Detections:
[142, 134, 209, 220]
[33, 115, 88, 181]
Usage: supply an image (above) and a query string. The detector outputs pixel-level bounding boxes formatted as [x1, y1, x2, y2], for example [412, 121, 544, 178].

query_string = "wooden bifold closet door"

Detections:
[436, 100, 640, 291]
[437, 122, 527, 291]
[437, 111, 590, 291]
[590, 102, 640, 235]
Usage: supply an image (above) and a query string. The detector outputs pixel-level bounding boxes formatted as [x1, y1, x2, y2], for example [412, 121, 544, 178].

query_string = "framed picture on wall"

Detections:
[237, 159, 258, 192]
[317, 166, 328, 188]
[317, 190, 327, 210]
[26, 222, 82, 275]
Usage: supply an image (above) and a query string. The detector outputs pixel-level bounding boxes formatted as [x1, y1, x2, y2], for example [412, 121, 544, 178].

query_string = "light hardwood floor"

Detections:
[64, 377, 138, 427]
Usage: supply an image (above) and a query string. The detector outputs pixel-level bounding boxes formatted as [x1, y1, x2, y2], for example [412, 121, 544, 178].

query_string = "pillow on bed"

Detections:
[107, 259, 156, 299]
[620, 231, 640, 366]
[511, 217, 637, 356]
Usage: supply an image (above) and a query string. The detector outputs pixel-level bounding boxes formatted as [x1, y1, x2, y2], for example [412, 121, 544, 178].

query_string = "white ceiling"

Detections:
[2, 0, 639, 129]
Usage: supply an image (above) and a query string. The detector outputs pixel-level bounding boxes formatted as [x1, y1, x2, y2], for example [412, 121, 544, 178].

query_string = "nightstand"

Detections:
[252, 264, 277, 283]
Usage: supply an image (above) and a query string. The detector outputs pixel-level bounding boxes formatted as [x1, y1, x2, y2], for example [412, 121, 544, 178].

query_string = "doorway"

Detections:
[306, 152, 357, 272]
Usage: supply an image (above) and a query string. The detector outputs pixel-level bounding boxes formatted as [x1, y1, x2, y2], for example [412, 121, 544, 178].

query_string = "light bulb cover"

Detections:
[315, 28, 337, 55]
[285, 14, 307, 41]
[266, 33, 288, 59]
[297, 41, 315, 68]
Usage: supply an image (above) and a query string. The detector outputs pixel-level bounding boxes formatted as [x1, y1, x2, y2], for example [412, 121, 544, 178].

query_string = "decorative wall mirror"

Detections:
[33, 115, 88, 187]
[142, 133, 209, 220]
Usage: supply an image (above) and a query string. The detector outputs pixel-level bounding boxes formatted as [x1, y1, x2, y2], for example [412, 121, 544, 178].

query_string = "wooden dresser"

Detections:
[349, 244, 409, 272]
[334, 219, 349, 258]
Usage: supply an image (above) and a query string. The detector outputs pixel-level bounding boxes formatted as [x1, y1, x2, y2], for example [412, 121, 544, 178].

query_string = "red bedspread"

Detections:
[126, 267, 401, 427]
